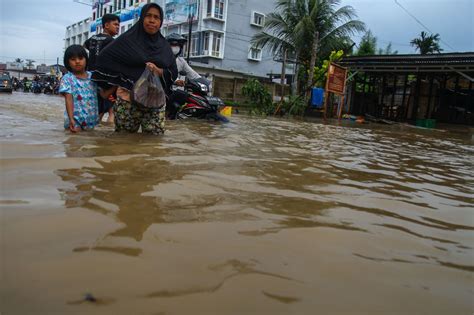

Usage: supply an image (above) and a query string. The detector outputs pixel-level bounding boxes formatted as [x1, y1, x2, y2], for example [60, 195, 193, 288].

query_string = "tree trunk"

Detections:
[280, 49, 287, 104]
[274, 49, 287, 116]
[305, 31, 320, 101]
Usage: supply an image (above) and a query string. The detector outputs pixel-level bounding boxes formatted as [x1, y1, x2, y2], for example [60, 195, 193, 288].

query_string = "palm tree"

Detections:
[25, 59, 35, 70]
[14, 58, 24, 63]
[252, 0, 365, 98]
[410, 31, 443, 54]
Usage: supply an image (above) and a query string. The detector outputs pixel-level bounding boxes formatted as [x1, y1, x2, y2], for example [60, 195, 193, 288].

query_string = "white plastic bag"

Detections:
[132, 68, 166, 109]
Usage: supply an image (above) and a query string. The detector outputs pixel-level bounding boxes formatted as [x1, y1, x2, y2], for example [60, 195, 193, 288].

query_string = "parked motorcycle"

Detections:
[169, 76, 228, 122]
[23, 81, 32, 93]
[32, 81, 43, 94]
[12, 80, 21, 91]
[43, 82, 53, 94]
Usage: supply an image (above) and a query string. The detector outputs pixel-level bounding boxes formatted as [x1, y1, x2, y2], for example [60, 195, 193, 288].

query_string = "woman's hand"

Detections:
[146, 62, 163, 77]
[175, 79, 185, 86]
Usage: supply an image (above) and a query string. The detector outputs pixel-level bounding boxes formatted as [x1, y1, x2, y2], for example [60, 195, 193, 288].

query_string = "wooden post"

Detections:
[323, 76, 329, 121]
[380, 75, 386, 118]
[426, 75, 435, 118]
[468, 80, 473, 115]
[401, 74, 408, 120]
[453, 75, 460, 122]
[390, 74, 397, 120]
[232, 78, 237, 102]
[349, 75, 357, 115]
[411, 75, 421, 120]
[337, 70, 348, 119]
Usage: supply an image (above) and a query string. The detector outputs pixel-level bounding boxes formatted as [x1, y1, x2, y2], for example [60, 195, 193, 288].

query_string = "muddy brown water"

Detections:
[1, 92, 473, 314]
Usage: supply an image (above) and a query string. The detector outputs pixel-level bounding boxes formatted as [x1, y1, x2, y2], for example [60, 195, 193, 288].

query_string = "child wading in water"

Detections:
[60, 45, 111, 132]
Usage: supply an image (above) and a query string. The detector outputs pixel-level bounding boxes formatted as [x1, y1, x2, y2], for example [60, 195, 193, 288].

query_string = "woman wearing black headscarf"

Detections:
[92, 3, 177, 135]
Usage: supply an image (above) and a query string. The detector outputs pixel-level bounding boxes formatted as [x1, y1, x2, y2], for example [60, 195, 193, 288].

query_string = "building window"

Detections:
[206, 0, 212, 16]
[128, 24, 132, 30]
[191, 34, 199, 56]
[248, 47, 262, 61]
[184, 34, 199, 57]
[121, 26, 125, 34]
[199, 31, 223, 57]
[251, 12, 265, 27]
[202, 32, 210, 55]
[129, 0, 133, 6]
[207, 0, 224, 19]
[93, 11, 96, 21]
[214, 0, 224, 19]
[212, 32, 223, 57]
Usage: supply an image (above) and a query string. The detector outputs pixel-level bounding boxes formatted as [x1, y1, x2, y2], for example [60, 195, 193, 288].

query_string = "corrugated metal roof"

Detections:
[338, 52, 474, 73]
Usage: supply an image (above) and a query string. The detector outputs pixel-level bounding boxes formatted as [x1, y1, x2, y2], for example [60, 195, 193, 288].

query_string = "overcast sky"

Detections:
[0, 0, 473, 65]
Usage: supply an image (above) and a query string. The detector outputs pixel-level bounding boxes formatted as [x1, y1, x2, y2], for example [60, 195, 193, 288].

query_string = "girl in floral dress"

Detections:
[60, 45, 102, 132]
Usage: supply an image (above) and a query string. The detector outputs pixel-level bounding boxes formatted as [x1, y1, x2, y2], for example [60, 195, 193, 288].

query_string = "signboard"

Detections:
[91, 4, 143, 33]
[326, 63, 347, 95]
[164, 0, 198, 27]
[92, 0, 110, 9]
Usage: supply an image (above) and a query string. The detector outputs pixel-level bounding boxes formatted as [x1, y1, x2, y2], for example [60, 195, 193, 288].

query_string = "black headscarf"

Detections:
[92, 3, 177, 92]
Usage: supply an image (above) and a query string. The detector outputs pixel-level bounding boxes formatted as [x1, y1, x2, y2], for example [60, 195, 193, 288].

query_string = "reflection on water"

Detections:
[1, 92, 473, 313]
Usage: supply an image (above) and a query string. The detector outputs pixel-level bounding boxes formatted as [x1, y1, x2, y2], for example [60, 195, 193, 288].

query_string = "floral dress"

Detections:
[59, 71, 99, 130]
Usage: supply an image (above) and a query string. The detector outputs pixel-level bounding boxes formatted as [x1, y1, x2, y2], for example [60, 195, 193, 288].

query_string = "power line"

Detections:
[352, 34, 412, 47]
[394, 0, 456, 51]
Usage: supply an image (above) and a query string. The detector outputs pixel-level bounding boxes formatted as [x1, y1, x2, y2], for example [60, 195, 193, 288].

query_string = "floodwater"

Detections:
[1, 92, 473, 314]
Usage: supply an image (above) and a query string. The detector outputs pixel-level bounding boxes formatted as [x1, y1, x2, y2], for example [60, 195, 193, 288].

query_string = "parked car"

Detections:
[0, 73, 13, 93]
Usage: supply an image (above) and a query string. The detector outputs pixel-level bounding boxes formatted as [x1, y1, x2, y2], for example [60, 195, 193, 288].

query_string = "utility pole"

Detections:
[186, 0, 196, 63]
[186, 13, 194, 64]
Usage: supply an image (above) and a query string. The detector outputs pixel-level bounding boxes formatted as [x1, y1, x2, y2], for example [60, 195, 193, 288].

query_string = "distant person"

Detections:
[60, 45, 113, 133]
[84, 13, 120, 123]
[92, 3, 177, 135]
[165, 33, 202, 119]
[166, 33, 201, 86]
[84, 14, 120, 70]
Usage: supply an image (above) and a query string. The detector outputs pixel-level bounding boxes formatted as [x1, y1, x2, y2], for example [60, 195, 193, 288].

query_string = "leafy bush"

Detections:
[280, 95, 307, 116]
[241, 79, 274, 115]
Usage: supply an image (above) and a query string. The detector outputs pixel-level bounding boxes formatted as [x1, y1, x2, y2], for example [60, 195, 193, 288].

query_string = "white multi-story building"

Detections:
[65, 0, 289, 79]
[64, 17, 91, 49]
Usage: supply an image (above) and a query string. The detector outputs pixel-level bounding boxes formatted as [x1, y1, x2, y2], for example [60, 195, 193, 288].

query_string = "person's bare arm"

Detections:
[64, 93, 79, 132]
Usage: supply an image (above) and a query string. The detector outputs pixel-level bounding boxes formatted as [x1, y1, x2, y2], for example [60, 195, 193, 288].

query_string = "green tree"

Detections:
[378, 42, 398, 55]
[356, 30, 377, 56]
[241, 79, 274, 115]
[313, 50, 344, 87]
[25, 59, 35, 69]
[410, 31, 443, 54]
[251, 0, 365, 98]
